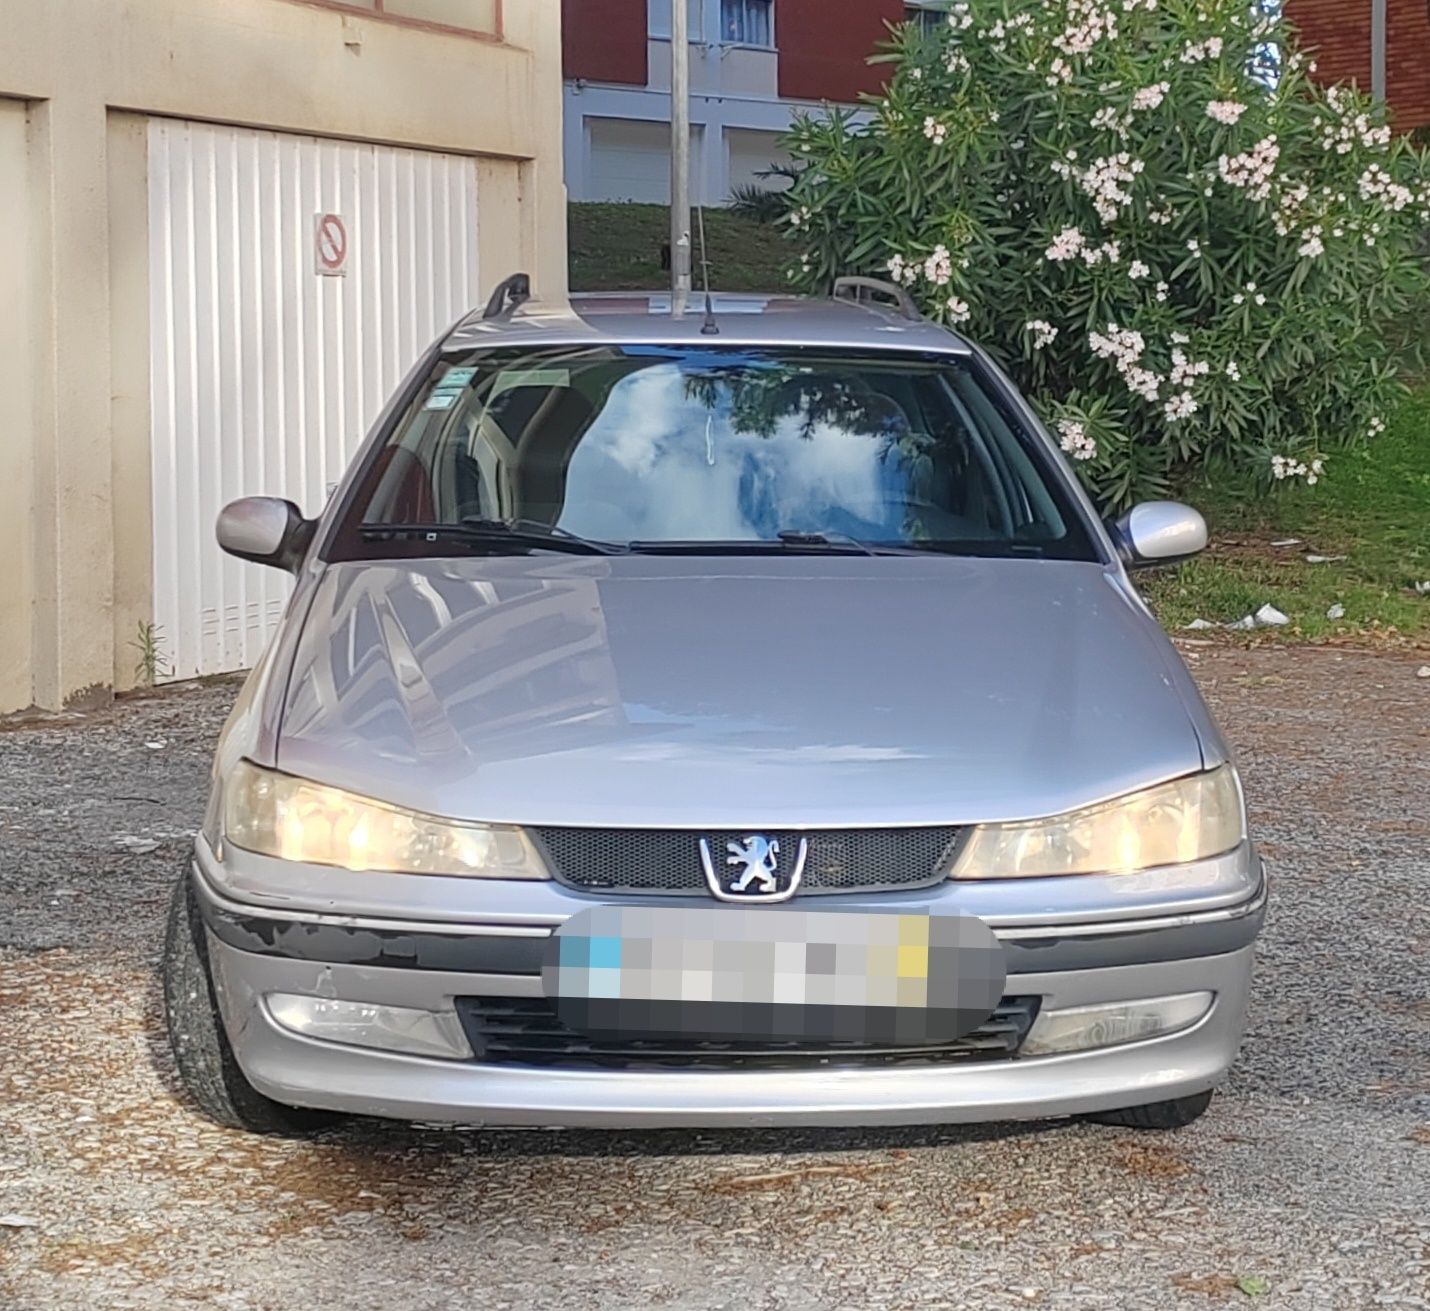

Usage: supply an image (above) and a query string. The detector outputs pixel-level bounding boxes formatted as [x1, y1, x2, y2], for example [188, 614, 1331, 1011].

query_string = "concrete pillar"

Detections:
[108, 112, 155, 692]
[27, 94, 117, 709]
[0, 98, 41, 711]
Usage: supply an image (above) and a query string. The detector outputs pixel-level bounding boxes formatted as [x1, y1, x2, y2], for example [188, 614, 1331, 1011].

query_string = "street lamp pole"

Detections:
[670, 0, 692, 311]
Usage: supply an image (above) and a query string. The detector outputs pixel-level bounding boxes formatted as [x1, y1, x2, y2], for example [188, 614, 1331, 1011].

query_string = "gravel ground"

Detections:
[1, 647, 1428, 1311]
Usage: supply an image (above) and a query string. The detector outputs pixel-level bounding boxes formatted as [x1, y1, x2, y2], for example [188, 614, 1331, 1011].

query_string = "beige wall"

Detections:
[0, 0, 566, 713]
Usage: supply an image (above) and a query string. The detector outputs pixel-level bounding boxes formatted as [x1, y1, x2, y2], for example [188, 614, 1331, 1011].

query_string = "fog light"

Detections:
[1021, 991, 1213, 1057]
[265, 993, 473, 1060]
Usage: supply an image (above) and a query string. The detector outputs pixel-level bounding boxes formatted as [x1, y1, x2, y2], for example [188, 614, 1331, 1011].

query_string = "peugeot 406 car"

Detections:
[164, 275, 1264, 1136]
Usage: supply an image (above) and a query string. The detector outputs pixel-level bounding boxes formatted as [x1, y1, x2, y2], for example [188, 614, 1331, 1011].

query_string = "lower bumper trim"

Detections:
[206, 942, 1257, 1129]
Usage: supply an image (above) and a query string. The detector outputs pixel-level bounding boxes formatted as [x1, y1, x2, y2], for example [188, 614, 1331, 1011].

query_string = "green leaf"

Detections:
[1236, 1275, 1271, 1298]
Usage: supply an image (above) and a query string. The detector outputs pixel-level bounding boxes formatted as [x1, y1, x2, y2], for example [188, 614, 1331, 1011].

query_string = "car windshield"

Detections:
[330, 345, 1097, 560]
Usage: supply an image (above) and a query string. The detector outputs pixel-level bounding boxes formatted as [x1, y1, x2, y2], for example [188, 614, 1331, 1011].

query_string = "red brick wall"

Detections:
[562, 0, 648, 86]
[1286, 0, 1430, 131]
[1285, 0, 1372, 87]
[776, 0, 905, 103]
[1385, 0, 1430, 129]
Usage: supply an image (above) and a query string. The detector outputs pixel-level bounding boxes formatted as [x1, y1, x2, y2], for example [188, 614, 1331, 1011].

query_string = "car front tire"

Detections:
[162, 864, 340, 1137]
[1084, 1089, 1215, 1131]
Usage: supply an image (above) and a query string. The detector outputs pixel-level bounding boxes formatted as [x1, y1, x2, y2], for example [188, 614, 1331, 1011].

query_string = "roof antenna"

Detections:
[696, 204, 719, 336]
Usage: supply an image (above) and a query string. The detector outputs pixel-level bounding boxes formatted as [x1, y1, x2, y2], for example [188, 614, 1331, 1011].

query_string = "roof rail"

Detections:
[831, 276, 922, 321]
[483, 272, 532, 320]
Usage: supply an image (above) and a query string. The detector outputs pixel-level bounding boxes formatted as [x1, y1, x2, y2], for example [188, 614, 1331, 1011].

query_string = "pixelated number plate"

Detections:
[543, 907, 1006, 1045]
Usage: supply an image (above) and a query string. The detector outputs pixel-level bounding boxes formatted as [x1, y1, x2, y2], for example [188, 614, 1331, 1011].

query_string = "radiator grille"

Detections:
[533, 826, 962, 896]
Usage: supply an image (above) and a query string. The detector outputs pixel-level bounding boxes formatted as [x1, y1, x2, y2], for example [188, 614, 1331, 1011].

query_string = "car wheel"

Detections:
[1084, 1090, 1215, 1131]
[162, 864, 340, 1137]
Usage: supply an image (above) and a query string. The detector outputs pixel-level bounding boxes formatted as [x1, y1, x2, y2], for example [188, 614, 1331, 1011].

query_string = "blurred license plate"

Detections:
[542, 906, 1006, 1045]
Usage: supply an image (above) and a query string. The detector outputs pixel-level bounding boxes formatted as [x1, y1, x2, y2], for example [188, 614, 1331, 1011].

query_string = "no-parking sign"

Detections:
[314, 212, 349, 277]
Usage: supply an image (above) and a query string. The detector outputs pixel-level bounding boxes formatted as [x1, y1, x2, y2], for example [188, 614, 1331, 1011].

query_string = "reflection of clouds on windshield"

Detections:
[581, 369, 672, 480]
[560, 365, 898, 542]
[766, 409, 891, 533]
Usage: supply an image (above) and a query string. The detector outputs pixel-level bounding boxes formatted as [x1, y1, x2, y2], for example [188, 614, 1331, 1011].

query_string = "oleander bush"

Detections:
[781, 0, 1430, 508]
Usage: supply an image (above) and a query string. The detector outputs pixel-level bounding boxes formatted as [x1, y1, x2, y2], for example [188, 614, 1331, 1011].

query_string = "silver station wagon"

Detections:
[165, 275, 1264, 1136]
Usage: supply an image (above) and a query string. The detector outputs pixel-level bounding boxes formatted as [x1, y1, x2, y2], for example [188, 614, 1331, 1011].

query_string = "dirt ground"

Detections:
[1, 645, 1427, 1311]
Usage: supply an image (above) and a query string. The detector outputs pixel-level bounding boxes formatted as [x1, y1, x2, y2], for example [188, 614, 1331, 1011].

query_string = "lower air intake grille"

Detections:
[455, 996, 1040, 1071]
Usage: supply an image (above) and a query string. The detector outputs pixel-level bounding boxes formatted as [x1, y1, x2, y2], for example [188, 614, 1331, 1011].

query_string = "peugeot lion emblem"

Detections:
[699, 833, 809, 904]
[727, 835, 780, 894]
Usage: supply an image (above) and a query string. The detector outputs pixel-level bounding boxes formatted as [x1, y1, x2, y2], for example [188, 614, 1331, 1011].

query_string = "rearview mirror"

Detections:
[1111, 501, 1207, 569]
[216, 497, 315, 573]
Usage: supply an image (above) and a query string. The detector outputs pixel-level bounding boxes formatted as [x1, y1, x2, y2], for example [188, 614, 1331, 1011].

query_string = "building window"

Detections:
[905, 4, 943, 34]
[721, 0, 772, 47]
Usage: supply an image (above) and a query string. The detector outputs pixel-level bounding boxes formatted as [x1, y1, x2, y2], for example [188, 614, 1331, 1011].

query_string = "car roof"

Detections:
[441, 290, 974, 355]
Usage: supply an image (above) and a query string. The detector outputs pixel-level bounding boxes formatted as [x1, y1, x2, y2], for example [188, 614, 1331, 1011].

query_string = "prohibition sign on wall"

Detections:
[314, 212, 349, 277]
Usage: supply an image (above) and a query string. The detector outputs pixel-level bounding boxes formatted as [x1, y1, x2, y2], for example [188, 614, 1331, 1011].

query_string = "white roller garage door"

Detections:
[725, 128, 793, 200]
[147, 118, 484, 680]
[588, 118, 703, 204]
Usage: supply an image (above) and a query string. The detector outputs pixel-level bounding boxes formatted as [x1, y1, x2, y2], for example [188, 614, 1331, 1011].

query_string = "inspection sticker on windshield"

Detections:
[435, 366, 476, 390]
[544, 906, 1005, 1045]
[424, 367, 477, 410]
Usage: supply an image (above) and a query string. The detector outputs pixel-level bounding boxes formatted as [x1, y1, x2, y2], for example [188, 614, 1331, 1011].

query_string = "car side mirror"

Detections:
[216, 497, 315, 573]
[1111, 501, 1208, 569]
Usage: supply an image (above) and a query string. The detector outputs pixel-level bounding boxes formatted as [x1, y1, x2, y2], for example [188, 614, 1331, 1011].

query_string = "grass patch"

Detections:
[1141, 390, 1430, 644]
[569, 202, 789, 293]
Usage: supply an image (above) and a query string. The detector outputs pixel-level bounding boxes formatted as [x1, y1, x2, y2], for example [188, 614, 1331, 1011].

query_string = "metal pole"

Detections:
[1371, 0, 1387, 104]
[670, 0, 692, 311]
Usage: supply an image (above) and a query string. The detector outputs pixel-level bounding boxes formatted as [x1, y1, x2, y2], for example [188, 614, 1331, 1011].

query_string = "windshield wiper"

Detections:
[776, 530, 878, 556]
[626, 532, 923, 556]
[776, 531, 936, 556]
[358, 519, 621, 556]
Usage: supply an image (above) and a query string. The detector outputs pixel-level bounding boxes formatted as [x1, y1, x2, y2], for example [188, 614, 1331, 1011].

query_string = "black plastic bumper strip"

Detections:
[194, 869, 1264, 976]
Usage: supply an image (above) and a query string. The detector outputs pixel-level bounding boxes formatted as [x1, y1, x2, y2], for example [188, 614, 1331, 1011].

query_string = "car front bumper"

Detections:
[194, 838, 1265, 1129]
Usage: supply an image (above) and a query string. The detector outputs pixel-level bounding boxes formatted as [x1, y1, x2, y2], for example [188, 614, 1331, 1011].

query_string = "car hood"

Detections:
[276, 555, 1211, 827]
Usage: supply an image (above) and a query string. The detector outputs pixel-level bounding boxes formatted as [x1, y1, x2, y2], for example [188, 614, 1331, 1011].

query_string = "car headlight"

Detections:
[949, 765, 1244, 879]
[223, 761, 550, 879]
